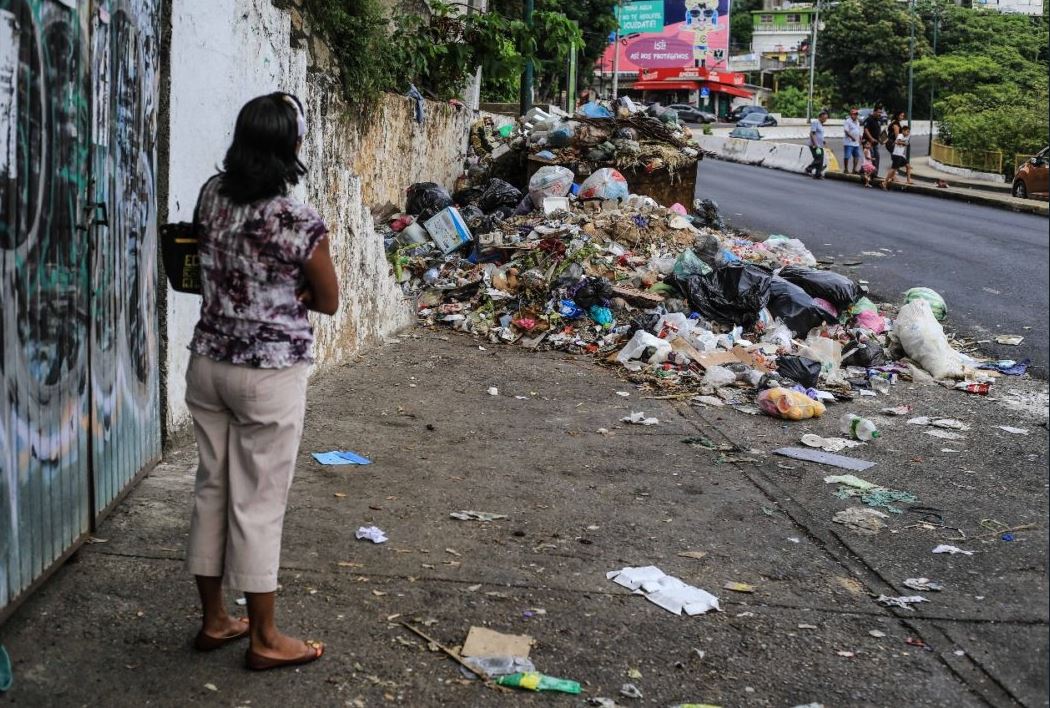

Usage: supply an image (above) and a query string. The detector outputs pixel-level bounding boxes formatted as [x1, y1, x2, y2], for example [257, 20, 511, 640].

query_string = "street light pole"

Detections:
[906, 0, 915, 126]
[806, 0, 821, 120]
[927, 8, 939, 153]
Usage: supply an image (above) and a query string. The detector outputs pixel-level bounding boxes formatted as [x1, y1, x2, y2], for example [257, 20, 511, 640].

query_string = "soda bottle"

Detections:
[840, 413, 880, 441]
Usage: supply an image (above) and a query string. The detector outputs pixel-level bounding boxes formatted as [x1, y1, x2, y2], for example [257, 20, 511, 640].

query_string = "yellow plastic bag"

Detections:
[757, 387, 826, 421]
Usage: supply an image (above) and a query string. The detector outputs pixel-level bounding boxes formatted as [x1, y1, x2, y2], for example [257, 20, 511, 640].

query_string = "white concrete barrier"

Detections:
[698, 135, 834, 174]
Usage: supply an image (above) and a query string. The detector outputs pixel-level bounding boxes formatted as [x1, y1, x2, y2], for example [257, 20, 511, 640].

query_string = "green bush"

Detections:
[768, 87, 809, 117]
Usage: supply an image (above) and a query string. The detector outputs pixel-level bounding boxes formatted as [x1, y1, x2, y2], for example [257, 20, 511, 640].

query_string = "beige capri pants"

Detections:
[184, 354, 308, 592]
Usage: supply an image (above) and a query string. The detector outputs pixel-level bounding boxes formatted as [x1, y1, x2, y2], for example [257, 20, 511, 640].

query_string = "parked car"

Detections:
[666, 104, 717, 124]
[729, 126, 762, 140]
[728, 105, 767, 123]
[1012, 147, 1049, 200]
[738, 112, 778, 128]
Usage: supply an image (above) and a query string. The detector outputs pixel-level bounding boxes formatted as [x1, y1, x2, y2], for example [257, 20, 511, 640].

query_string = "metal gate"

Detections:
[0, 0, 160, 619]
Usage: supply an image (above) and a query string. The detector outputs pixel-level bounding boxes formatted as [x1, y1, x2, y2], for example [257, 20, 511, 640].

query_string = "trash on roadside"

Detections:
[775, 448, 876, 472]
[460, 656, 536, 680]
[620, 683, 644, 699]
[840, 413, 880, 441]
[907, 416, 970, 431]
[825, 475, 917, 514]
[355, 526, 388, 543]
[903, 287, 947, 321]
[895, 299, 966, 379]
[924, 429, 965, 441]
[758, 388, 826, 420]
[994, 335, 1024, 346]
[487, 386, 499, 396]
[833, 507, 889, 535]
[800, 434, 864, 453]
[932, 544, 974, 555]
[461, 627, 534, 659]
[998, 426, 1029, 435]
[622, 412, 659, 426]
[902, 577, 943, 592]
[312, 450, 372, 465]
[876, 594, 929, 611]
[450, 511, 509, 521]
[607, 566, 720, 615]
[496, 672, 582, 694]
[979, 358, 1030, 376]
[723, 581, 756, 593]
[880, 405, 913, 416]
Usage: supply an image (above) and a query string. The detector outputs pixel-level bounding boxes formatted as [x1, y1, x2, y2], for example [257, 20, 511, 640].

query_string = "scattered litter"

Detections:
[903, 577, 943, 592]
[933, 544, 974, 556]
[355, 526, 388, 543]
[312, 450, 372, 465]
[797, 623, 818, 630]
[825, 475, 917, 514]
[620, 683, 643, 699]
[868, 630, 886, 638]
[979, 358, 1030, 376]
[460, 656, 536, 680]
[616, 391, 631, 397]
[907, 417, 970, 430]
[461, 627, 534, 659]
[607, 566, 720, 616]
[723, 581, 756, 593]
[496, 672, 581, 693]
[589, 699, 621, 707]
[622, 412, 659, 426]
[836, 651, 856, 658]
[204, 682, 218, 692]
[449, 511, 509, 521]
[774, 447, 876, 471]
[833, 507, 889, 535]
[801, 434, 865, 453]
[876, 594, 929, 611]
[880, 405, 912, 416]
[677, 550, 708, 560]
[994, 335, 1024, 346]
[998, 426, 1029, 435]
[235, 597, 247, 606]
[487, 386, 500, 396]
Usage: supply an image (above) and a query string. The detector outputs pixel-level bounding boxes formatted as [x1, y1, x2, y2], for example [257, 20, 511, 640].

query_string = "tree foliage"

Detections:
[729, 0, 761, 54]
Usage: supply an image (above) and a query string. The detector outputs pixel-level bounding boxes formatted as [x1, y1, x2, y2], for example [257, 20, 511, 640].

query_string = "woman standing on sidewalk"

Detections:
[184, 92, 339, 670]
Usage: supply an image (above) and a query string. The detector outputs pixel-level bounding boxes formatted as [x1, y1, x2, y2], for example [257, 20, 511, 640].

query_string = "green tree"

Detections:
[730, 0, 761, 54]
[817, 0, 930, 111]
[767, 86, 809, 116]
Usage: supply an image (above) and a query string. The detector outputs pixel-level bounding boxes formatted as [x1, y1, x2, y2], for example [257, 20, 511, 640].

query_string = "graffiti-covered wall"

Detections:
[0, 0, 160, 616]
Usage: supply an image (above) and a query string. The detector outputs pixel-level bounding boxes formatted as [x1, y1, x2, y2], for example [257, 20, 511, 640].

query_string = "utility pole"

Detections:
[611, 29, 621, 99]
[927, 7, 939, 153]
[519, 0, 535, 114]
[806, 0, 821, 120]
[906, 0, 915, 126]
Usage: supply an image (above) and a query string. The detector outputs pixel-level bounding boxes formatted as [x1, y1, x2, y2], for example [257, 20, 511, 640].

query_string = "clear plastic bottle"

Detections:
[840, 413, 880, 441]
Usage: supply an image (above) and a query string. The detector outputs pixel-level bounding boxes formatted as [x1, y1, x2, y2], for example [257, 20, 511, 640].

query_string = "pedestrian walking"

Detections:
[860, 139, 877, 187]
[883, 124, 913, 189]
[804, 109, 829, 179]
[184, 92, 339, 671]
[885, 110, 905, 162]
[862, 103, 884, 176]
[842, 107, 863, 174]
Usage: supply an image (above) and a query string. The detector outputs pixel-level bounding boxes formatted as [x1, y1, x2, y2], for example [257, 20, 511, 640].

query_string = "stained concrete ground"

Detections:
[2, 330, 1048, 707]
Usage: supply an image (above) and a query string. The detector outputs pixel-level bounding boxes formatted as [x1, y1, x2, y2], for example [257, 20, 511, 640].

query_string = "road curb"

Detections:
[824, 170, 1050, 217]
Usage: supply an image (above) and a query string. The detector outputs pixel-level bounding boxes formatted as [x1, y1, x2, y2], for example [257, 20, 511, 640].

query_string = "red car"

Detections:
[1012, 147, 1049, 200]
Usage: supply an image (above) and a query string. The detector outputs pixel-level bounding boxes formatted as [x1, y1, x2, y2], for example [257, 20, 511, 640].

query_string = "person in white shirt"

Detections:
[882, 124, 912, 189]
[842, 108, 863, 174]
[804, 109, 829, 179]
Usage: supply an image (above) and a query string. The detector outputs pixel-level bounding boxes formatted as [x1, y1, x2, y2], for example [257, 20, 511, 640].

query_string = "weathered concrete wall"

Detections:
[165, 0, 475, 432]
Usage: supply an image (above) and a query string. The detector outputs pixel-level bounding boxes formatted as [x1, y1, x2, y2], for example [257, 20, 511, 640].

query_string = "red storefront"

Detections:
[632, 67, 753, 116]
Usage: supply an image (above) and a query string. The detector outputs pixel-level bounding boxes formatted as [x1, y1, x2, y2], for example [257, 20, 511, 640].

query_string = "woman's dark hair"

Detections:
[219, 92, 306, 204]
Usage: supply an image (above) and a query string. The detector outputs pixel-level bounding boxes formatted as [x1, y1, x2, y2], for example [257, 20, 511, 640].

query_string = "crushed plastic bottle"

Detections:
[840, 413, 880, 441]
[495, 672, 582, 694]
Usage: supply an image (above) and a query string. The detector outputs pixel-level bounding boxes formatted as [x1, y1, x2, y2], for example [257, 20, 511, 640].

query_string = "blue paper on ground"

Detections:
[978, 358, 1030, 376]
[312, 450, 372, 465]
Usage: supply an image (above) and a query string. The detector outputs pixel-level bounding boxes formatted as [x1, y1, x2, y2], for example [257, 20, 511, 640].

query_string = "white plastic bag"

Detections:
[895, 299, 965, 380]
[528, 165, 574, 204]
[702, 365, 736, 387]
[616, 330, 672, 365]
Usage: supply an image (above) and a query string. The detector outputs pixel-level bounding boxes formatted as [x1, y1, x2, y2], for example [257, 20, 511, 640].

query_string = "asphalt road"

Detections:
[696, 158, 1049, 375]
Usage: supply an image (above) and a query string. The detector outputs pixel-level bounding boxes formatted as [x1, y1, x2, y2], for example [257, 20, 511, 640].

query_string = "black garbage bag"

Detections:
[406, 182, 452, 221]
[459, 204, 485, 229]
[842, 338, 887, 367]
[552, 263, 585, 290]
[777, 356, 822, 388]
[693, 198, 725, 230]
[778, 266, 861, 310]
[478, 178, 523, 214]
[452, 185, 485, 207]
[571, 277, 615, 309]
[667, 262, 773, 328]
[767, 276, 838, 337]
[629, 311, 662, 336]
[513, 194, 536, 215]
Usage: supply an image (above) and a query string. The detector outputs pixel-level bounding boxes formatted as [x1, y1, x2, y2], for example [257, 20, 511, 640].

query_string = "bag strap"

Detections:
[191, 174, 220, 235]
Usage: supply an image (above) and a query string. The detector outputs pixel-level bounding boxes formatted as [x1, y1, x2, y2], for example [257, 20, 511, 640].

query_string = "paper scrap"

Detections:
[823, 474, 876, 490]
[998, 426, 1029, 435]
[774, 447, 875, 471]
[833, 507, 889, 535]
[460, 626, 534, 659]
[994, 335, 1023, 345]
[313, 450, 372, 465]
[622, 411, 659, 426]
[355, 525, 388, 543]
[801, 434, 865, 453]
[723, 581, 755, 593]
[487, 386, 500, 396]
[876, 594, 928, 611]
[902, 577, 943, 592]
[880, 405, 912, 416]
[450, 511, 509, 521]
[607, 566, 720, 616]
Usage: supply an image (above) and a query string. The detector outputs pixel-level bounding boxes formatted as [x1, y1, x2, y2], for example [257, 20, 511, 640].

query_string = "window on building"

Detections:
[786, 13, 802, 22]
[760, 14, 774, 23]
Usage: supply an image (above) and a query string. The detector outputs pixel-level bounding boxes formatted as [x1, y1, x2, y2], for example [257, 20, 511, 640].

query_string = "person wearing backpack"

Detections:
[862, 104, 884, 176]
[885, 111, 905, 163]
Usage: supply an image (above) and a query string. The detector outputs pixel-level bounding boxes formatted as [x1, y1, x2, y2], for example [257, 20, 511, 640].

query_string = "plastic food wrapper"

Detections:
[904, 287, 947, 321]
[757, 388, 826, 420]
[877, 594, 928, 611]
[932, 544, 973, 555]
[312, 450, 372, 465]
[406, 182, 453, 221]
[622, 411, 660, 426]
[767, 277, 837, 337]
[763, 235, 817, 267]
[895, 299, 965, 379]
[673, 248, 713, 278]
[460, 656, 536, 680]
[355, 525, 388, 543]
[579, 168, 630, 201]
[607, 566, 720, 616]
[528, 165, 575, 204]
[701, 365, 736, 387]
[778, 265, 862, 310]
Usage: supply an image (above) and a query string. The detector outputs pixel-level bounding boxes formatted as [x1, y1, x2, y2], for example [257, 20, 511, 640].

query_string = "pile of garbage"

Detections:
[380, 165, 1020, 423]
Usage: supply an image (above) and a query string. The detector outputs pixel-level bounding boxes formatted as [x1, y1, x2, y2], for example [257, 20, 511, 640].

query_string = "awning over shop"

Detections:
[699, 81, 753, 99]
[632, 80, 700, 91]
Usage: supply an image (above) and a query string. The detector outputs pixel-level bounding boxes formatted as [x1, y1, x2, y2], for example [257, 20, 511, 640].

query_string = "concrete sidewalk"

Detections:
[1, 331, 1047, 706]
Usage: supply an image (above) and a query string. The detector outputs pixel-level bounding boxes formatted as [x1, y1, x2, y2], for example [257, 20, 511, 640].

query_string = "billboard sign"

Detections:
[616, 1, 665, 34]
[602, 0, 731, 72]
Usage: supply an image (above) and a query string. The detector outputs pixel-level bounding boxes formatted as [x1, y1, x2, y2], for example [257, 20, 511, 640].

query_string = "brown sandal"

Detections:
[194, 617, 250, 651]
[246, 640, 324, 671]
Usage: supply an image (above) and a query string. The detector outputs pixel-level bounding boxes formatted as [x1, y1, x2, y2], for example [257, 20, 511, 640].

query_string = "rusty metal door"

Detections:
[0, 0, 159, 619]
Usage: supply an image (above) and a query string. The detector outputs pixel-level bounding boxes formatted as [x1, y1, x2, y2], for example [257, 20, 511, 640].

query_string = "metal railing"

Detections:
[931, 140, 1003, 174]
[754, 22, 810, 32]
